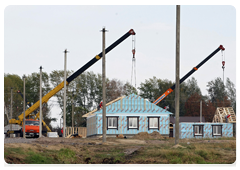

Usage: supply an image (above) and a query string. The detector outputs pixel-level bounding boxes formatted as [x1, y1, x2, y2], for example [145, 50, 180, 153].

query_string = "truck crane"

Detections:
[9, 29, 136, 134]
[16, 90, 51, 137]
[153, 45, 225, 105]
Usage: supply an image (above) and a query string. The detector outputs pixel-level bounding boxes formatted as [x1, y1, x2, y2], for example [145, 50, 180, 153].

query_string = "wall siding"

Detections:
[86, 94, 172, 137]
[88, 115, 170, 136]
[173, 123, 233, 139]
[87, 115, 97, 136]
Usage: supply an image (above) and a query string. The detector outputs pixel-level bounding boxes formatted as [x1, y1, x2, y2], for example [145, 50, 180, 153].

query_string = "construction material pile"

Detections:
[116, 134, 124, 138]
[132, 131, 164, 140]
[66, 133, 82, 139]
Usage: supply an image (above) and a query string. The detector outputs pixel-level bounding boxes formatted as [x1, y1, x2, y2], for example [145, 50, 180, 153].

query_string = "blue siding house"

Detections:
[83, 94, 173, 137]
[173, 122, 233, 139]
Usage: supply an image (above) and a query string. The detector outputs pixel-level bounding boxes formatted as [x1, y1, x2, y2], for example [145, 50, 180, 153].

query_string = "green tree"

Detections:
[138, 77, 176, 114]
[185, 77, 202, 97]
[225, 77, 236, 112]
[50, 70, 137, 127]
[25, 72, 54, 130]
[123, 81, 138, 96]
[206, 77, 230, 107]
[4, 74, 23, 125]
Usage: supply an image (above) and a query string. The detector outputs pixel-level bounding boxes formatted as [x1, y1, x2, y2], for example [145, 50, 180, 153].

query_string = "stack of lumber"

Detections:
[66, 133, 83, 138]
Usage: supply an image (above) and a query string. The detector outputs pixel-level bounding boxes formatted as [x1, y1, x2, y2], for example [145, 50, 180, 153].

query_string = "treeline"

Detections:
[4, 71, 236, 129]
[139, 76, 236, 122]
[4, 71, 137, 128]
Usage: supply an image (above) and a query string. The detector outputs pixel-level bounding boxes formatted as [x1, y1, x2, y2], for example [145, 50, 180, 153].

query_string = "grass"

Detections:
[25, 151, 54, 164]
[4, 138, 236, 164]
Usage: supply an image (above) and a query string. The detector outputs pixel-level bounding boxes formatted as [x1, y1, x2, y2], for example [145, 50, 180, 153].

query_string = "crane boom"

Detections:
[153, 45, 225, 105]
[9, 29, 136, 125]
[16, 90, 51, 132]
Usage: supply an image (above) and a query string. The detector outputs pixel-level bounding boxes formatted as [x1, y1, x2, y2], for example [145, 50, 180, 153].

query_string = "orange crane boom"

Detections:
[153, 45, 225, 105]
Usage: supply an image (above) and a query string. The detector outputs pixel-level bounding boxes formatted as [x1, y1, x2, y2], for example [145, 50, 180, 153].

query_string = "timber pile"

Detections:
[116, 134, 124, 138]
[66, 133, 83, 139]
[132, 131, 164, 140]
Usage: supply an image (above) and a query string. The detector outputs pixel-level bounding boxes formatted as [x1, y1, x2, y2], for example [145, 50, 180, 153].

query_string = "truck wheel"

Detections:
[20, 129, 23, 137]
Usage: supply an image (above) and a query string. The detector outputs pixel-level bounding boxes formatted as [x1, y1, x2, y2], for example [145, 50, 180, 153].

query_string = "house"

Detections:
[170, 107, 235, 139]
[82, 93, 173, 137]
[169, 116, 206, 137]
[173, 122, 233, 139]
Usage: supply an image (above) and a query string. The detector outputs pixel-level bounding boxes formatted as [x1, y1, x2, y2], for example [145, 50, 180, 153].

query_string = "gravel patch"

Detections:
[4, 137, 37, 144]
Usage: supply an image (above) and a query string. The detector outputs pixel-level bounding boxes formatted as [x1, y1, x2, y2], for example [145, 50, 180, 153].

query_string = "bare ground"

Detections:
[4, 133, 236, 164]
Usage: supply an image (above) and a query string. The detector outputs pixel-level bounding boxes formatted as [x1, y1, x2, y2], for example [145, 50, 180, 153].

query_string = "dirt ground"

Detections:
[4, 132, 236, 164]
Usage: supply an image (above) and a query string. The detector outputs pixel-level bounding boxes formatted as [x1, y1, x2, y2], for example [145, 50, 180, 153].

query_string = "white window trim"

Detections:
[107, 117, 118, 129]
[128, 117, 138, 129]
[213, 126, 222, 136]
[194, 125, 203, 136]
[149, 117, 159, 129]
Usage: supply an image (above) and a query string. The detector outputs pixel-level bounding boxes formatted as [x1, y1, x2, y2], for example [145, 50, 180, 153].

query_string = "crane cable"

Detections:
[131, 35, 136, 92]
[222, 50, 225, 84]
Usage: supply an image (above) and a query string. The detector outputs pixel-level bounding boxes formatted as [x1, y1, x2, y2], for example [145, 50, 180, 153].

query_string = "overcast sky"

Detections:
[3, 4, 237, 127]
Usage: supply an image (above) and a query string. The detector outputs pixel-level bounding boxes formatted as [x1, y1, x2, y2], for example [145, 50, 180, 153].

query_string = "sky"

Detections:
[3, 3, 238, 128]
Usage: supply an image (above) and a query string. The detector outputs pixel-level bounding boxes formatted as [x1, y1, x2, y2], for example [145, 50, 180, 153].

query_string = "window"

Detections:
[193, 125, 204, 137]
[107, 117, 118, 130]
[127, 117, 139, 130]
[25, 121, 39, 126]
[212, 125, 222, 136]
[148, 117, 159, 130]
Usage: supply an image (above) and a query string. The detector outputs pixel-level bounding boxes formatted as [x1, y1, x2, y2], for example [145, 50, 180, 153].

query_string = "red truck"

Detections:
[21, 119, 40, 138]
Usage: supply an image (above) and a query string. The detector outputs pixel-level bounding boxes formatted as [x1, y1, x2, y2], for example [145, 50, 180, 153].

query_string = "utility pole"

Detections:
[102, 27, 107, 143]
[39, 66, 43, 137]
[23, 75, 26, 138]
[10, 87, 13, 131]
[200, 100, 202, 122]
[72, 90, 74, 128]
[63, 49, 68, 138]
[175, 5, 180, 145]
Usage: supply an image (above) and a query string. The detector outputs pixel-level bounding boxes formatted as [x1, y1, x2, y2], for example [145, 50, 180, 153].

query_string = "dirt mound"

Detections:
[132, 132, 164, 140]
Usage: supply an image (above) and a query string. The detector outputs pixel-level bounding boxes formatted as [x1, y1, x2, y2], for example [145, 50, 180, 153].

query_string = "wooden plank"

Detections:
[82, 96, 126, 117]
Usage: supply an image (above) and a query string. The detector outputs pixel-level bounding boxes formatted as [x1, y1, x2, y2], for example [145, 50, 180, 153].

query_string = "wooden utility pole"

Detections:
[175, 5, 180, 145]
[39, 66, 43, 137]
[72, 90, 74, 128]
[10, 87, 13, 131]
[102, 27, 107, 143]
[23, 75, 26, 138]
[200, 100, 202, 122]
[63, 49, 68, 138]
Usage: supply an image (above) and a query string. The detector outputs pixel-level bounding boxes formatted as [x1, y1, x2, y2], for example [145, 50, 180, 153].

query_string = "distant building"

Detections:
[173, 122, 233, 139]
[170, 115, 233, 139]
[170, 116, 206, 124]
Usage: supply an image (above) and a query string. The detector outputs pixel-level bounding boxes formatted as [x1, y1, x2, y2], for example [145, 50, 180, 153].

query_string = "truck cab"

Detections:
[22, 119, 39, 138]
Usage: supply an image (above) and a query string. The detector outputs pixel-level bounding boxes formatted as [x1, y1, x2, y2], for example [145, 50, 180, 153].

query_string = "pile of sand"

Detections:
[132, 131, 164, 140]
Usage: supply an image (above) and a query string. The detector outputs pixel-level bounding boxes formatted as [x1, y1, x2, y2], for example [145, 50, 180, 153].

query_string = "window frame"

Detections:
[193, 125, 204, 137]
[107, 116, 119, 130]
[127, 116, 139, 130]
[212, 125, 222, 137]
[148, 117, 160, 130]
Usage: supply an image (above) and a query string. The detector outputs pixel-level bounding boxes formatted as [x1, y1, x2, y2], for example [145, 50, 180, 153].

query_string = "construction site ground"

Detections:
[4, 132, 236, 164]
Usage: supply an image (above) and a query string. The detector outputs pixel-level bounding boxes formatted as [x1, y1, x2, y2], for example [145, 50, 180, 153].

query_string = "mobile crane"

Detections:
[9, 29, 136, 132]
[16, 90, 51, 137]
[153, 45, 225, 105]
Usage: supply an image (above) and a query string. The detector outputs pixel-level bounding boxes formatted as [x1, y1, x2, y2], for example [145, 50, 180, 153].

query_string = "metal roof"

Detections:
[170, 116, 206, 124]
